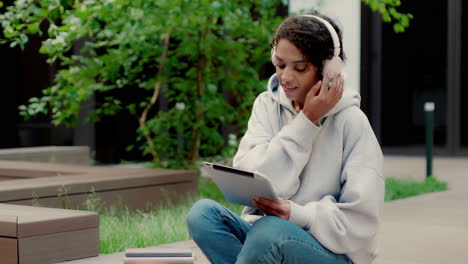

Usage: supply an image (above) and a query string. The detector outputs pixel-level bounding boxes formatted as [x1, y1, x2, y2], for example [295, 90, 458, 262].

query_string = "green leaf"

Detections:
[3, 26, 16, 38]
[20, 34, 28, 45]
[393, 23, 405, 33]
[27, 22, 39, 34]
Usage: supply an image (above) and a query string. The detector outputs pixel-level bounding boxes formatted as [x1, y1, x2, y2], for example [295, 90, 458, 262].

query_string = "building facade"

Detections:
[292, 0, 468, 156]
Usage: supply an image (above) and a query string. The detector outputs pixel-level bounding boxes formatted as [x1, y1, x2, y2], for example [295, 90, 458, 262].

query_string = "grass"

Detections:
[384, 176, 448, 201]
[99, 177, 242, 254]
[100, 200, 194, 254]
[98, 176, 447, 254]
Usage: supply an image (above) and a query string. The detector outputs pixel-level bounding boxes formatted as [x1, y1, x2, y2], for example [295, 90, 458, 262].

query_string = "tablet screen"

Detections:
[212, 163, 254, 178]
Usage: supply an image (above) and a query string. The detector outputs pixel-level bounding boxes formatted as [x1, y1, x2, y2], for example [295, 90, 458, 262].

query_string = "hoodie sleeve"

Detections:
[288, 108, 384, 254]
[233, 93, 321, 199]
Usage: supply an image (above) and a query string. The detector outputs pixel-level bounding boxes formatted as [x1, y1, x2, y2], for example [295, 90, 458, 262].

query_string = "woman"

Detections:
[187, 11, 384, 264]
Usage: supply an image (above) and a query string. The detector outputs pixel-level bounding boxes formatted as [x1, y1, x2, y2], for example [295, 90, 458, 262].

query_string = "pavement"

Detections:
[376, 155, 468, 263]
[59, 155, 468, 264]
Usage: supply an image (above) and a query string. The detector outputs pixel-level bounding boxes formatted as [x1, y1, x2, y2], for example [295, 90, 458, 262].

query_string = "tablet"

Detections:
[203, 162, 279, 207]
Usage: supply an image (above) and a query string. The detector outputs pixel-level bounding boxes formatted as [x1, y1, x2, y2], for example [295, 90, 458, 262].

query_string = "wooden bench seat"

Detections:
[0, 160, 198, 211]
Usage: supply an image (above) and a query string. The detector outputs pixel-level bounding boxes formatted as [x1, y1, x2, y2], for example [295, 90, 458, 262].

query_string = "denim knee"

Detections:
[238, 216, 350, 264]
[248, 216, 290, 244]
[248, 216, 325, 252]
[235, 216, 285, 263]
[186, 199, 219, 233]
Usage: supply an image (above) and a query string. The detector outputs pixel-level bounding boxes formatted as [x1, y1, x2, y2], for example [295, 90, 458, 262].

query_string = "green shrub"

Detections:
[0, 0, 285, 168]
[0, 0, 412, 168]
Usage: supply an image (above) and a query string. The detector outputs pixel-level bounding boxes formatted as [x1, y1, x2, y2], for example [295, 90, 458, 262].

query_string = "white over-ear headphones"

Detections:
[271, 14, 344, 79]
[303, 14, 344, 79]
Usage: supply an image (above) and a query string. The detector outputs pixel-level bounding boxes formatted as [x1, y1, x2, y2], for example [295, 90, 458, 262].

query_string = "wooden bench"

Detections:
[0, 160, 198, 211]
[0, 146, 91, 165]
[0, 204, 99, 264]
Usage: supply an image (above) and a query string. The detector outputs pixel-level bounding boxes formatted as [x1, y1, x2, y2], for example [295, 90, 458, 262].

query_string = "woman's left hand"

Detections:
[253, 197, 291, 220]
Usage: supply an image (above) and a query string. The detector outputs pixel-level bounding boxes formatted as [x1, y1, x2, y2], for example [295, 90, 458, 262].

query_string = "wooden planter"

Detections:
[0, 204, 99, 264]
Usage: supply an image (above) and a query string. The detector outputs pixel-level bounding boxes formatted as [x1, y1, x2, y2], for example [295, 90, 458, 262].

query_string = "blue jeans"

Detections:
[187, 199, 352, 264]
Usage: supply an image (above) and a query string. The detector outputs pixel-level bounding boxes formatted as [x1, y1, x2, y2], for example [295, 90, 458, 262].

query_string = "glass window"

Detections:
[462, 2, 468, 148]
[381, 1, 447, 148]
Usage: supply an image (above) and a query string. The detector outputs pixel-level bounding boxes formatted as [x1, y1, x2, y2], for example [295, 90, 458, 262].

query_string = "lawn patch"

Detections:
[385, 176, 448, 201]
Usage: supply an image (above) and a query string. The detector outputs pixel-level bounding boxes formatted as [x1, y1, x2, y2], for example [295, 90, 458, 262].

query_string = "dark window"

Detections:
[381, 1, 447, 148]
[461, 2, 468, 148]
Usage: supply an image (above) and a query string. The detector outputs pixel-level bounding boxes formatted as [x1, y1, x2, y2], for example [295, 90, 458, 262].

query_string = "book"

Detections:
[123, 247, 195, 264]
[123, 256, 195, 264]
[125, 247, 193, 258]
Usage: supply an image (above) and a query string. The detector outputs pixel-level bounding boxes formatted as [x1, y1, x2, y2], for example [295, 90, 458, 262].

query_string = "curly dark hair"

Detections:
[271, 11, 345, 78]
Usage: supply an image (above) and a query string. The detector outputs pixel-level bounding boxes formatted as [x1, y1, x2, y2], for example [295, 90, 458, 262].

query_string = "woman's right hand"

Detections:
[302, 73, 344, 125]
[253, 197, 291, 220]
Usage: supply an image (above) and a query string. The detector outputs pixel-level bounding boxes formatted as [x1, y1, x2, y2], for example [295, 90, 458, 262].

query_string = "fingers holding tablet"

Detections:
[253, 197, 291, 220]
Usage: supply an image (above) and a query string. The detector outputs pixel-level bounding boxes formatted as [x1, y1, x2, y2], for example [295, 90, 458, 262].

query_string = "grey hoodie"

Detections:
[233, 74, 384, 264]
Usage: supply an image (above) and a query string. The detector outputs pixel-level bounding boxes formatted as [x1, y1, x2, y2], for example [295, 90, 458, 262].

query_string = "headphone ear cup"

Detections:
[322, 56, 344, 78]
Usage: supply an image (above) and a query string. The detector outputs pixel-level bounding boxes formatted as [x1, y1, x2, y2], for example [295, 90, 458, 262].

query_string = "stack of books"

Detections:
[123, 247, 195, 264]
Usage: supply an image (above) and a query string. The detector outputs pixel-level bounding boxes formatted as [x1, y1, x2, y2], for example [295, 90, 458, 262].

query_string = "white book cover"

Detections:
[125, 247, 193, 258]
[123, 256, 195, 264]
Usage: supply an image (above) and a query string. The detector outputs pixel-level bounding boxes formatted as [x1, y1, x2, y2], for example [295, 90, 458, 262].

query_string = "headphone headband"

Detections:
[301, 14, 341, 57]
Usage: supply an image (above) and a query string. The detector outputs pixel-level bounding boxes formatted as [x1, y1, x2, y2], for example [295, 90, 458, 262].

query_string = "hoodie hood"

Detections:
[267, 73, 361, 118]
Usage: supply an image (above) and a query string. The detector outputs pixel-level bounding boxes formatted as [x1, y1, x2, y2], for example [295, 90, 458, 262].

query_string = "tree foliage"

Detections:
[361, 0, 413, 33]
[0, 0, 411, 168]
[1, 0, 284, 167]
